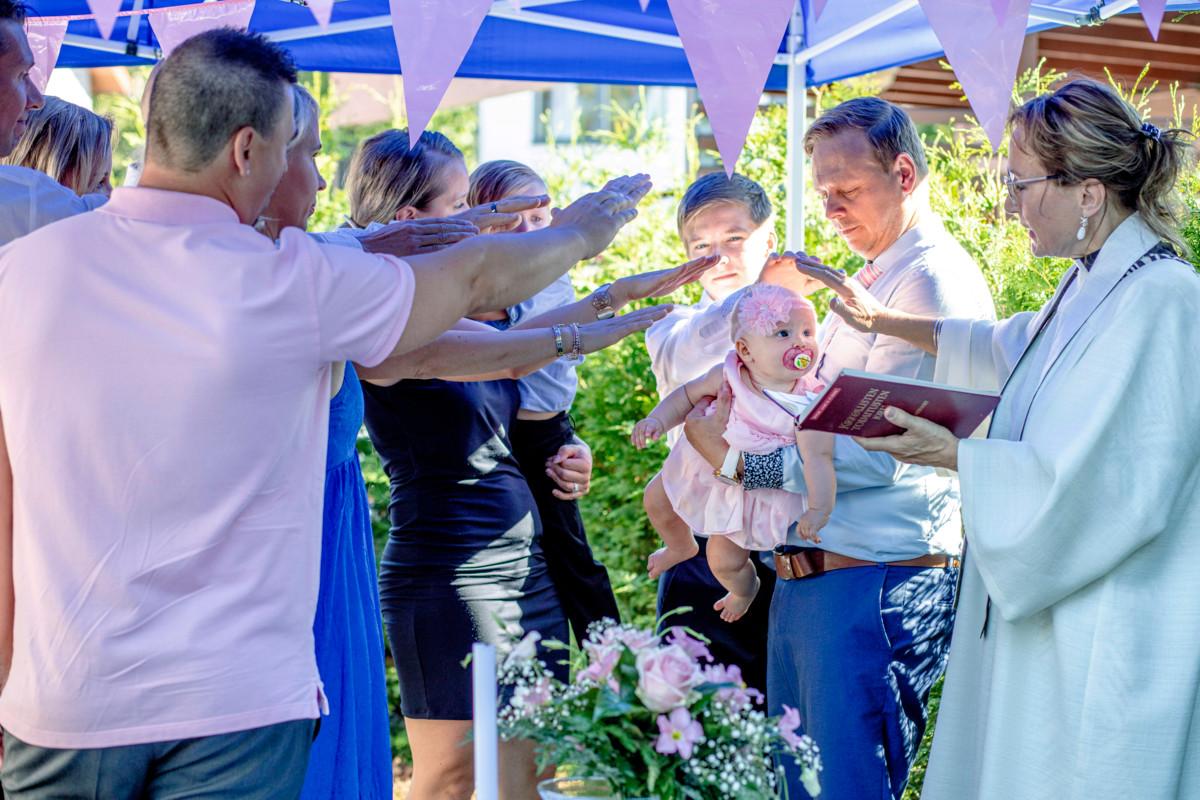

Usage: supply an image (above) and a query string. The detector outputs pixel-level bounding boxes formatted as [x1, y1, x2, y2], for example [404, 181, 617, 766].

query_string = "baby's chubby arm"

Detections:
[632, 363, 725, 449]
[795, 430, 836, 542]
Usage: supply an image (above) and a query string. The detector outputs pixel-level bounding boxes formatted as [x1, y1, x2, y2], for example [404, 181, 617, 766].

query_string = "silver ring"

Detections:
[572, 482, 580, 494]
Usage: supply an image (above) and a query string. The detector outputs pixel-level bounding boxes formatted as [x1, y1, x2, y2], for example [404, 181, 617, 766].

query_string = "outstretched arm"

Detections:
[361, 305, 671, 386]
[514, 255, 720, 329]
[632, 363, 724, 448]
[786, 254, 941, 355]
[384, 175, 652, 360]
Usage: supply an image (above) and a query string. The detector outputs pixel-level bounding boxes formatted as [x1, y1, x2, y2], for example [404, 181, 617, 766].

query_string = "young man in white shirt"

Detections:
[643, 172, 779, 695]
[685, 98, 995, 800]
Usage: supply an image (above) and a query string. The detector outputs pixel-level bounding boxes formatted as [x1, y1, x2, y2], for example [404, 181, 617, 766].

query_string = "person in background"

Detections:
[644, 172, 780, 695]
[467, 158, 621, 643]
[2, 96, 113, 196]
[0, 0, 107, 244]
[0, 26, 649, 796]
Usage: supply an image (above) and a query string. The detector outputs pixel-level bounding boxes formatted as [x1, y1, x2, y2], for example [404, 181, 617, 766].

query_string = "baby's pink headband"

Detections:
[731, 284, 814, 341]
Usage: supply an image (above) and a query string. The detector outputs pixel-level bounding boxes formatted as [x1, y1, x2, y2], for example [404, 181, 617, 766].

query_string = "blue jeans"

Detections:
[1, 720, 315, 800]
[768, 565, 956, 800]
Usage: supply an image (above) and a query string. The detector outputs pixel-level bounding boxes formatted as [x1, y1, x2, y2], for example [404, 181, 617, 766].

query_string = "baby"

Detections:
[633, 284, 836, 621]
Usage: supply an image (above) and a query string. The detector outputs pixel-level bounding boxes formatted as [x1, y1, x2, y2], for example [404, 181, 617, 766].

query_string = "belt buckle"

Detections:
[774, 547, 797, 580]
[774, 548, 823, 581]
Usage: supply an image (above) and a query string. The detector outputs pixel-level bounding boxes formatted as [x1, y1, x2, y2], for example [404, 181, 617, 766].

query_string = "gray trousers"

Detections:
[1, 719, 315, 800]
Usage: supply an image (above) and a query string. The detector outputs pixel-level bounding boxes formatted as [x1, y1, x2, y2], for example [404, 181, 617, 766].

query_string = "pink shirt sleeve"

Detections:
[288, 229, 416, 367]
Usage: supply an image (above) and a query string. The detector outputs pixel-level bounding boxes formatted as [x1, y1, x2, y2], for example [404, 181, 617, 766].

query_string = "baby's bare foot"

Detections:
[713, 576, 761, 623]
[647, 542, 700, 579]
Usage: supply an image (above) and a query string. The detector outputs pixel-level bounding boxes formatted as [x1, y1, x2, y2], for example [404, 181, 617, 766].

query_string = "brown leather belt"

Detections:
[773, 549, 959, 581]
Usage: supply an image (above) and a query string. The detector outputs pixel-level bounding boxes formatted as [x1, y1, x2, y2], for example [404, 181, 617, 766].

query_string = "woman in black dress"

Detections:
[346, 128, 713, 799]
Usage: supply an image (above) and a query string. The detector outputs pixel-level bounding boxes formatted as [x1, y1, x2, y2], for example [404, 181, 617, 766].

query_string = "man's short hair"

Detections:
[0, 0, 26, 24]
[676, 172, 773, 236]
[147, 29, 297, 172]
[0, 0, 28, 58]
[804, 97, 929, 179]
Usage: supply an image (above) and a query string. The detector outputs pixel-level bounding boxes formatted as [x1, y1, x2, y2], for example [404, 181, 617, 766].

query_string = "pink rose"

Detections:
[636, 645, 701, 713]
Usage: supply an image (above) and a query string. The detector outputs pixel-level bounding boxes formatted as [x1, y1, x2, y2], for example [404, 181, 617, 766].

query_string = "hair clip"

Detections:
[1140, 122, 1162, 142]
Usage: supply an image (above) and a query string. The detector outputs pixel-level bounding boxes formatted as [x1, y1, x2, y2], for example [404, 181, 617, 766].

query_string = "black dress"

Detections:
[365, 377, 568, 720]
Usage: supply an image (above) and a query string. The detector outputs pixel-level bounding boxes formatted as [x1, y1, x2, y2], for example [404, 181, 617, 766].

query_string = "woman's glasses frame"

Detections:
[1002, 171, 1061, 203]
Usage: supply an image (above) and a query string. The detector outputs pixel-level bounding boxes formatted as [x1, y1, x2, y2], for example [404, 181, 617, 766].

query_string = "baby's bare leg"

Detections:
[644, 474, 699, 579]
[706, 535, 760, 623]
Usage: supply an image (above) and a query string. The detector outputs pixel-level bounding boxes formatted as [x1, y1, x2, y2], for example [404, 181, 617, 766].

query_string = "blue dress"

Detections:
[301, 365, 393, 799]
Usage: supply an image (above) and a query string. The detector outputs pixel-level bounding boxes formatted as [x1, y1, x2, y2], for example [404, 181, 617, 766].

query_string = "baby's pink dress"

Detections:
[661, 352, 824, 550]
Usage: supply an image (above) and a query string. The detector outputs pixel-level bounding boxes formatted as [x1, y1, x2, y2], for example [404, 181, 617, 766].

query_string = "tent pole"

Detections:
[785, 1, 806, 251]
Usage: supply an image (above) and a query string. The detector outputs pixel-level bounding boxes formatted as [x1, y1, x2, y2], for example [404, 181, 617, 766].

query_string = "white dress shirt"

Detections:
[0, 165, 106, 246]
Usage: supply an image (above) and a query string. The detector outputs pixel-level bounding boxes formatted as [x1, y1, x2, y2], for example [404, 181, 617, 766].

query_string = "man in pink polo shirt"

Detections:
[0, 29, 644, 797]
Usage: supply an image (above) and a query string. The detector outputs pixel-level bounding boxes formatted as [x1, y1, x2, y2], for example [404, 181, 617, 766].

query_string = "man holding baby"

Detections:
[685, 98, 995, 800]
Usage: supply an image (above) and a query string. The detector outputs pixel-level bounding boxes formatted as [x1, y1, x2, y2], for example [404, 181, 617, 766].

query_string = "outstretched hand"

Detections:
[360, 218, 479, 257]
[854, 407, 960, 470]
[759, 251, 845, 296]
[789, 256, 888, 333]
[551, 174, 653, 260]
[579, 304, 674, 355]
[613, 255, 723, 308]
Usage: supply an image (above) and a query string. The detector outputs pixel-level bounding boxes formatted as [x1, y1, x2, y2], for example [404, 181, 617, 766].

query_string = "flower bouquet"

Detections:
[497, 618, 821, 799]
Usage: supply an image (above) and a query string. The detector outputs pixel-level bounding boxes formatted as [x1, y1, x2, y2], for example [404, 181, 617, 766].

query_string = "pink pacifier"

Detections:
[784, 347, 814, 372]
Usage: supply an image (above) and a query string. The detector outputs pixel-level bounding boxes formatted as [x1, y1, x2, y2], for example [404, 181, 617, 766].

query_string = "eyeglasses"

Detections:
[1002, 171, 1060, 203]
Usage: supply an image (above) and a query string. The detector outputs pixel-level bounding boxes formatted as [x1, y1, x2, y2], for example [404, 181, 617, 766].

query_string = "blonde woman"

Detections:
[3, 96, 112, 196]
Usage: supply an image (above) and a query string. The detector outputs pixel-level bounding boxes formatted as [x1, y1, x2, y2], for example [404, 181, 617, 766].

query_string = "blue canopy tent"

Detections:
[34, 0, 1200, 244]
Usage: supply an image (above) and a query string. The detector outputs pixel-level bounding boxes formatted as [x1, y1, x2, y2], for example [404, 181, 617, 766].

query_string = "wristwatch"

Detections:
[590, 283, 616, 320]
[713, 446, 742, 486]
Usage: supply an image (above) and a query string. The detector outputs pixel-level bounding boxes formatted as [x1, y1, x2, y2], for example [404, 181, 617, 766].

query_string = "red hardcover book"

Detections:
[767, 369, 1001, 439]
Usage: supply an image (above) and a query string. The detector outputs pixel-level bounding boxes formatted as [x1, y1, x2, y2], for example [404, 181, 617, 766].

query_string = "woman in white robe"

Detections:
[792, 79, 1199, 799]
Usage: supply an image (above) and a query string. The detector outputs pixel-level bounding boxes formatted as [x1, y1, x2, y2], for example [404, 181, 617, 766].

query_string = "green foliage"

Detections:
[93, 66, 152, 187]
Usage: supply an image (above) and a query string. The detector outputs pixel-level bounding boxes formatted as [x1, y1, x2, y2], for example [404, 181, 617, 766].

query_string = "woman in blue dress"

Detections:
[258, 86, 393, 799]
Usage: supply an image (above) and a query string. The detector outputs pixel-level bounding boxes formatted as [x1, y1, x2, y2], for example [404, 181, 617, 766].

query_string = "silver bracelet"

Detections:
[569, 322, 583, 359]
[551, 324, 566, 358]
[933, 317, 945, 349]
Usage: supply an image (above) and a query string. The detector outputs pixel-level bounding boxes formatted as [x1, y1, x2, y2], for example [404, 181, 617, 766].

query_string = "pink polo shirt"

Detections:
[0, 188, 414, 748]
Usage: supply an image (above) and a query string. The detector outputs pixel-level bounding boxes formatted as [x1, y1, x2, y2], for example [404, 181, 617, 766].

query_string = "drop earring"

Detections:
[1076, 214, 1089, 241]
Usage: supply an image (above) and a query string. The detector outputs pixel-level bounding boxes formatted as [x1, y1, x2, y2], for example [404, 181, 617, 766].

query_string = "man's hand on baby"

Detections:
[632, 418, 665, 449]
[797, 508, 830, 544]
